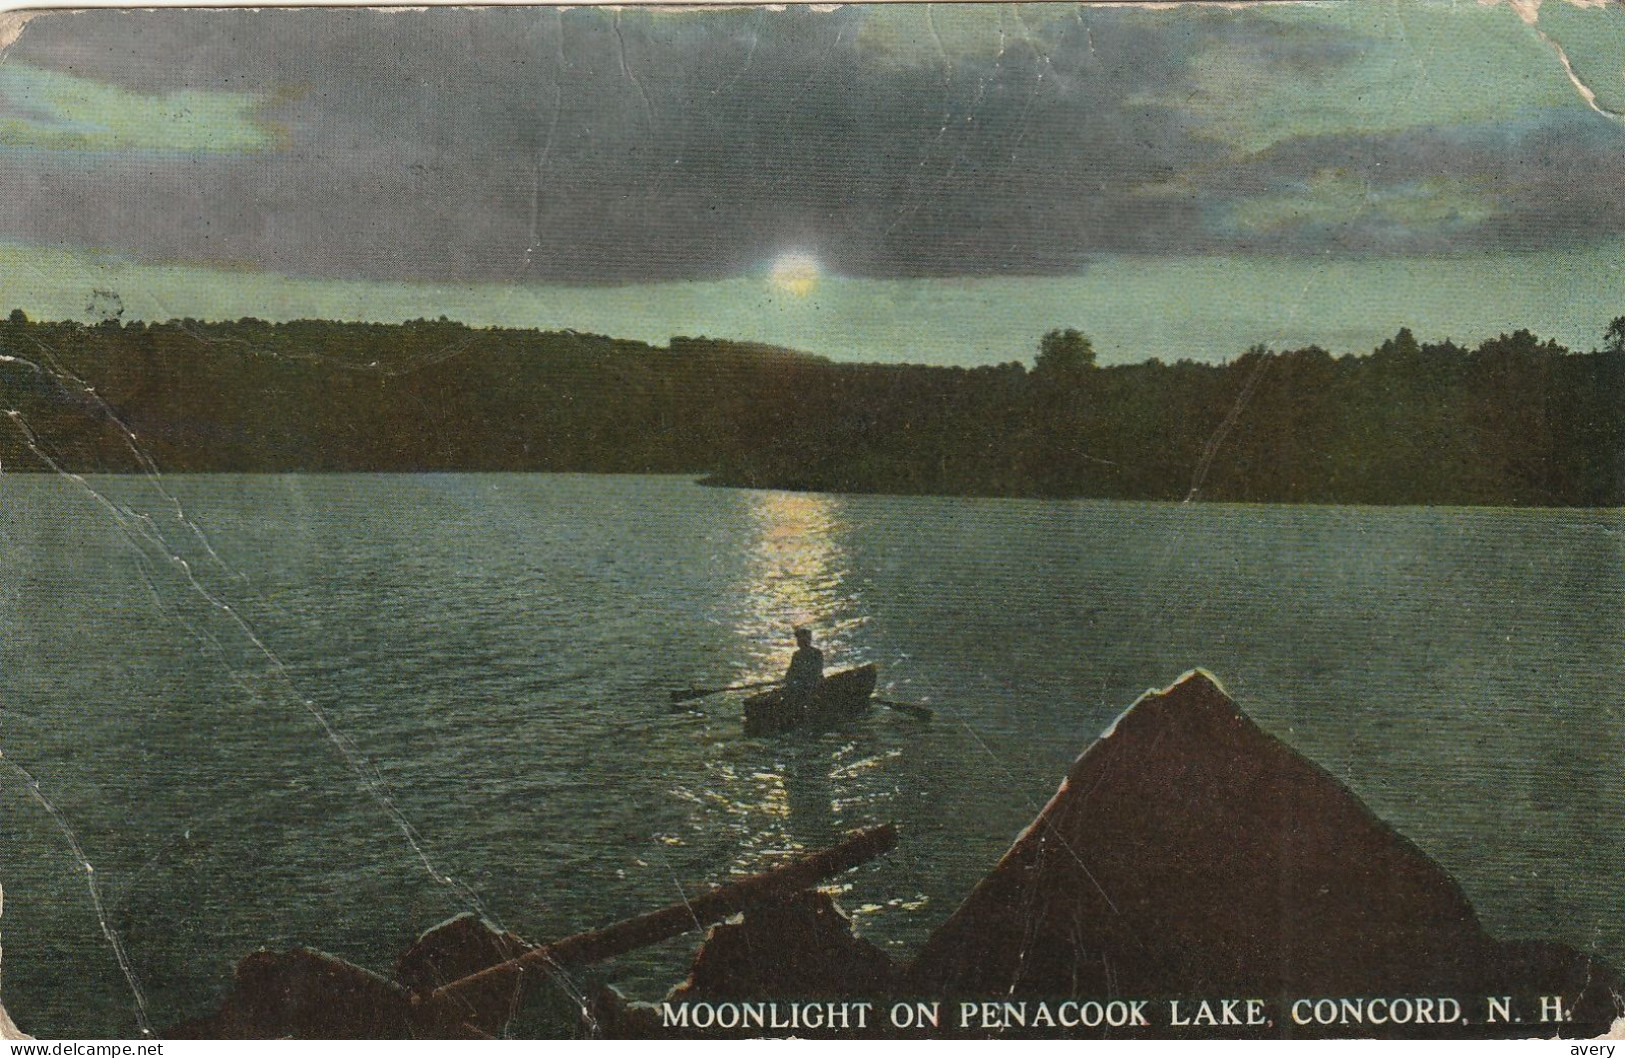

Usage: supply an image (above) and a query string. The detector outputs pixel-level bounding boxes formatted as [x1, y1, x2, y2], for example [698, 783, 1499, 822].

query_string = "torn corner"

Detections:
[0, 11, 36, 53]
[0, 882, 32, 1040]
[0, 1001, 28, 1042]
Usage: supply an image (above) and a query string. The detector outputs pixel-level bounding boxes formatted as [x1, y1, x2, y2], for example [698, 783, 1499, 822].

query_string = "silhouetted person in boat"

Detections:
[783, 627, 825, 714]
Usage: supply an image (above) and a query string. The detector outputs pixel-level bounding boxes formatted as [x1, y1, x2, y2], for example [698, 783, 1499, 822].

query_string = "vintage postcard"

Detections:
[0, 0, 1621, 1043]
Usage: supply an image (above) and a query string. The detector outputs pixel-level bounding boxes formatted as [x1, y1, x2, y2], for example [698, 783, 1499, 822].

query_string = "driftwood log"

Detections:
[421, 822, 897, 1007]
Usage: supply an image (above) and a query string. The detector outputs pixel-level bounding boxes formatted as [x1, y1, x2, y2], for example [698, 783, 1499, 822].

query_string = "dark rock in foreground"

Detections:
[173, 915, 536, 1039]
[597, 890, 899, 1038]
[670, 889, 896, 1002]
[393, 913, 533, 1037]
[169, 949, 414, 1039]
[906, 670, 1622, 1036]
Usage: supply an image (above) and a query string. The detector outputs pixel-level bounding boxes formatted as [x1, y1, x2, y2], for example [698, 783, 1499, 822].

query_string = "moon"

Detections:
[768, 252, 821, 297]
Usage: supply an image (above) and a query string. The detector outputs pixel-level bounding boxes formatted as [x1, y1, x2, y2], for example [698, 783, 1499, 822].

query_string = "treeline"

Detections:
[0, 310, 1619, 507]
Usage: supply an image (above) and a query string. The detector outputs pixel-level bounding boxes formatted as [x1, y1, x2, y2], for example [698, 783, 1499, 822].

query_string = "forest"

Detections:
[0, 310, 1620, 507]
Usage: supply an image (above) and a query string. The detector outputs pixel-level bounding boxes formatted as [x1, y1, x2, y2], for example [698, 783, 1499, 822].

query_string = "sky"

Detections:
[0, 1, 1622, 365]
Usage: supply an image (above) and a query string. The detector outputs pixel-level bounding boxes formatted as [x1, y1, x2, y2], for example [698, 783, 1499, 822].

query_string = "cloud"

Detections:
[0, 5, 1619, 284]
[1129, 2, 1591, 155]
[1187, 110, 1625, 254]
[0, 7, 1214, 281]
[0, 62, 274, 153]
[1223, 172, 1497, 240]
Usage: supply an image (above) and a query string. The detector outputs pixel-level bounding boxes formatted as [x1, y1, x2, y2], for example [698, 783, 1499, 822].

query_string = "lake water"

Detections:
[0, 474, 1620, 1037]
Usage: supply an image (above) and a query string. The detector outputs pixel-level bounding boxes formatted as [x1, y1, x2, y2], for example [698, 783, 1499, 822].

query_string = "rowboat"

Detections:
[742, 664, 878, 736]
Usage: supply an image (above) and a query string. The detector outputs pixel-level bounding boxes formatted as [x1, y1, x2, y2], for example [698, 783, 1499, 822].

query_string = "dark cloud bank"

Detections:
[3, 6, 1622, 285]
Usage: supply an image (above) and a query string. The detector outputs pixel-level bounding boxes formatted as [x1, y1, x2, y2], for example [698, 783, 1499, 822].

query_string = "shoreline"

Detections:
[0, 465, 1619, 512]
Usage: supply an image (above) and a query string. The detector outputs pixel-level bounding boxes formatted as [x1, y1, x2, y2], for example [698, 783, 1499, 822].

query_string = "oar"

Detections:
[670, 679, 782, 704]
[874, 697, 933, 721]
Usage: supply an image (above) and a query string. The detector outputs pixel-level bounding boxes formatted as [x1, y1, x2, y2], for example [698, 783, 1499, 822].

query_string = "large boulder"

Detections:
[905, 670, 1622, 1037]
